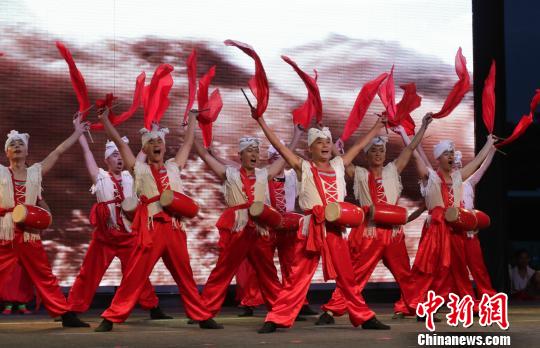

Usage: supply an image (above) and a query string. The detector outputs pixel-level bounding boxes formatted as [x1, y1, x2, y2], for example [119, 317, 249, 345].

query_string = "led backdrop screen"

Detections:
[0, 0, 474, 286]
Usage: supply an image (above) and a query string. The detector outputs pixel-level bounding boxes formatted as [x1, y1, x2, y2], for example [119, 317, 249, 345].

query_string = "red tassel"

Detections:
[143, 64, 174, 129]
[432, 47, 471, 119]
[224, 40, 269, 118]
[197, 66, 223, 148]
[495, 89, 540, 148]
[183, 49, 197, 125]
[378, 65, 397, 121]
[281, 55, 323, 128]
[341, 73, 388, 141]
[56, 41, 91, 118]
[482, 60, 496, 134]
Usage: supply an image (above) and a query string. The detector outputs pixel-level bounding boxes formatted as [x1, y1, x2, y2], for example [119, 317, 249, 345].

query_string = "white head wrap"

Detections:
[364, 135, 388, 153]
[140, 123, 169, 147]
[453, 150, 463, 167]
[307, 127, 332, 147]
[104, 136, 129, 159]
[5, 130, 29, 151]
[433, 140, 455, 159]
[267, 140, 285, 159]
[238, 137, 261, 153]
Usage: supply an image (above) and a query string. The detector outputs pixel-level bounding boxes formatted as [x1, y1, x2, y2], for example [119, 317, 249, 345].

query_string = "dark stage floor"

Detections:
[0, 303, 538, 347]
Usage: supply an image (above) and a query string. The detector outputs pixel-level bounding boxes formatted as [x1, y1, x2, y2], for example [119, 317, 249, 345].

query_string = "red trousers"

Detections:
[322, 230, 415, 315]
[101, 220, 212, 323]
[202, 227, 282, 316]
[265, 230, 375, 328]
[0, 233, 68, 317]
[464, 235, 496, 297]
[235, 230, 305, 307]
[0, 261, 34, 303]
[68, 232, 159, 313]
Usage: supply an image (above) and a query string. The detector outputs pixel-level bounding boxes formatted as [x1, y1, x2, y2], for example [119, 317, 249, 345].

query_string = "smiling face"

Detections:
[239, 146, 260, 171]
[105, 150, 124, 174]
[366, 144, 386, 168]
[437, 150, 455, 172]
[5, 139, 28, 162]
[143, 137, 166, 164]
[308, 137, 332, 162]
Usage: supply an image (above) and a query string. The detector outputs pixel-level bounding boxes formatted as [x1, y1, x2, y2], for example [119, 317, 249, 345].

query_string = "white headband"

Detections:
[140, 123, 169, 147]
[104, 136, 129, 159]
[238, 137, 261, 153]
[307, 127, 332, 147]
[5, 130, 29, 151]
[453, 150, 463, 167]
[364, 136, 388, 153]
[433, 140, 455, 159]
[267, 140, 285, 159]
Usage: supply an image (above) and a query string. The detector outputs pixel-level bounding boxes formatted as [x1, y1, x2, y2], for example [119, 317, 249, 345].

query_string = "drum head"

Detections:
[12, 204, 28, 223]
[324, 202, 341, 222]
[249, 201, 265, 217]
[159, 190, 175, 207]
[444, 207, 459, 222]
[121, 197, 139, 212]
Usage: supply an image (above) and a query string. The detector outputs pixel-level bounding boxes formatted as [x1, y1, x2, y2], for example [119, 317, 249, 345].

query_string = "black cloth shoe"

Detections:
[150, 306, 173, 320]
[199, 318, 224, 329]
[187, 319, 197, 325]
[362, 317, 390, 330]
[392, 312, 405, 319]
[295, 316, 307, 321]
[61, 312, 90, 328]
[299, 304, 318, 316]
[257, 321, 277, 334]
[94, 319, 114, 332]
[417, 315, 441, 322]
[238, 306, 254, 317]
[315, 312, 335, 325]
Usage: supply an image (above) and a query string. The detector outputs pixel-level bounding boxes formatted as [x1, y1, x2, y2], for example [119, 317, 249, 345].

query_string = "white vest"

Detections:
[0, 164, 43, 241]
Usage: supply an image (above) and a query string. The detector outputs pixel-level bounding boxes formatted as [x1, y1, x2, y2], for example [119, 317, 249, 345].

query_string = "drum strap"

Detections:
[239, 168, 255, 204]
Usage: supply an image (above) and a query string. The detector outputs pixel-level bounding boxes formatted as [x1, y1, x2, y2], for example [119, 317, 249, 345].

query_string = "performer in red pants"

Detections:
[0, 118, 89, 327]
[317, 113, 432, 325]
[68, 133, 170, 319]
[1, 262, 34, 314]
[407, 136, 496, 318]
[256, 113, 390, 333]
[195, 126, 300, 317]
[95, 109, 222, 332]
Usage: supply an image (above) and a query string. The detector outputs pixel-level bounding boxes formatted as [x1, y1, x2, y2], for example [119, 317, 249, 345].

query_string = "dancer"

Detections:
[95, 109, 222, 332]
[68, 132, 170, 319]
[0, 118, 90, 327]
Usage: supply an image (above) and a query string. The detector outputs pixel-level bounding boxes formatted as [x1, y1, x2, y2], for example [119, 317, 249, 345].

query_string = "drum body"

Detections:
[249, 201, 282, 229]
[276, 212, 303, 232]
[473, 209, 491, 230]
[159, 190, 199, 219]
[445, 207, 477, 230]
[12, 204, 52, 230]
[370, 204, 408, 226]
[324, 202, 365, 227]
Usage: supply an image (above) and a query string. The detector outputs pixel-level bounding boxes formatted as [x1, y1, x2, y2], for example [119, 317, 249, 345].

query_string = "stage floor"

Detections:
[0, 303, 538, 347]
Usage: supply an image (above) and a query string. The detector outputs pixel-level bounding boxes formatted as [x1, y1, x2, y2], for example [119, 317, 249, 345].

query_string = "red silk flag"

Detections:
[482, 60, 496, 134]
[90, 72, 146, 130]
[197, 66, 223, 148]
[183, 49, 197, 125]
[224, 40, 269, 118]
[341, 73, 388, 141]
[432, 47, 470, 118]
[56, 41, 91, 118]
[392, 83, 422, 135]
[495, 89, 540, 148]
[378, 65, 397, 121]
[281, 55, 323, 128]
[142, 64, 174, 129]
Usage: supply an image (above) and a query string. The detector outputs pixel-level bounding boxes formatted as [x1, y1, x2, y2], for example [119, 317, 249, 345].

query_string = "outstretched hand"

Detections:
[73, 115, 90, 135]
[422, 112, 433, 128]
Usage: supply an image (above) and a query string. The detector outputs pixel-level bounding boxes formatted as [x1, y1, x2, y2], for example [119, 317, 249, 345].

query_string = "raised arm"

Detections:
[394, 113, 433, 173]
[341, 116, 386, 167]
[41, 115, 88, 176]
[208, 147, 240, 168]
[193, 138, 227, 180]
[460, 135, 496, 181]
[78, 134, 99, 184]
[98, 108, 137, 172]
[466, 147, 496, 188]
[256, 116, 302, 174]
[395, 125, 431, 179]
[173, 110, 197, 169]
[267, 125, 303, 179]
[136, 150, 147, 163]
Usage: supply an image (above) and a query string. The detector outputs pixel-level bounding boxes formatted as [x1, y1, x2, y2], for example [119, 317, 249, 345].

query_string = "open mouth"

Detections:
[249, 159, 257, 165]
[153, 149, 161, 155]
[321, 150, 329, 155]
